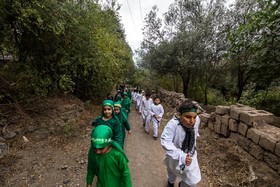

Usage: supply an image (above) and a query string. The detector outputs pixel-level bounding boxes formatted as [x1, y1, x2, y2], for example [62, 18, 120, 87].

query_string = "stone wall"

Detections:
[157, 89, 280, 173]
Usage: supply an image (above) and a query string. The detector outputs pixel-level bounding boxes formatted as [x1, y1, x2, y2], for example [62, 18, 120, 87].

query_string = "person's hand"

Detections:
[128, 130, 132, 135]
[185, 154, 192, 166]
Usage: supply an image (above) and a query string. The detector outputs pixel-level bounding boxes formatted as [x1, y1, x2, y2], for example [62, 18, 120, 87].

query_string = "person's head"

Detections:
[114, 101, 122, 115]
[102, 100, 114, 119]
[145, 92, 152, 99]
[177, 100, 197, 128]
[122, 92, 128, 98]
[153, 96, 161, 105]
[91, 125, 112, 154]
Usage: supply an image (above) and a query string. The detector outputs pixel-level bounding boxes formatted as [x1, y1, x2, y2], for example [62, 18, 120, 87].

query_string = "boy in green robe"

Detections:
[114, 101, 131, 148]
[91, 100, 123, 148]
[121, 92, 131, 116]
[86, 125, 132, 187]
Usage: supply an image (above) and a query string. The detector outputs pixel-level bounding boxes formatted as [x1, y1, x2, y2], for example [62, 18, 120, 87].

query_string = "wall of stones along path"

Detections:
[157, 89, 280, 174]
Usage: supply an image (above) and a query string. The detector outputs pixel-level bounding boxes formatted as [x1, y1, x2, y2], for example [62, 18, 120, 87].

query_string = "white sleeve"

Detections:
[158, 105, 164, 118]
[139, 98, 143, 113]
[195, 115, 200, 137]
[161, 119, 187, 166]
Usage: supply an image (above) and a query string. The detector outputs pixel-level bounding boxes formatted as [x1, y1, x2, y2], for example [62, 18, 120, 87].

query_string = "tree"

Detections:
[226, 0, 279, 101]
[0, 0, 134, 101]
[138, 0, 228, 103]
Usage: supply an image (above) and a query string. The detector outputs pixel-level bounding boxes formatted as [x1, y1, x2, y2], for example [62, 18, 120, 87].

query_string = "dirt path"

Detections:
[125, 105, 168, 187]
[1, 98, 280, 187]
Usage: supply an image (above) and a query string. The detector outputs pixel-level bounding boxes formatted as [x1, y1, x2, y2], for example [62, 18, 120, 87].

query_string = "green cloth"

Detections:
[114, 102, 131, 148]
[91, 125, 113, 149]
[121, 97, 131, 114]
[127, 90, 132, 100]
[115, 95, 122, 102]
[86, 125, 132, 187]
[91, 117, 123, 148]
[91, 99, 123, 148]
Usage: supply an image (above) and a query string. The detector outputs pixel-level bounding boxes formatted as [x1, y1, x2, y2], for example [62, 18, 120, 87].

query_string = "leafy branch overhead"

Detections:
[0, 0, 134, 99]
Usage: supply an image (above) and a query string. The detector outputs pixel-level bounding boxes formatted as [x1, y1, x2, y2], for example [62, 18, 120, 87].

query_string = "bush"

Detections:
[240, 86, 280, 116]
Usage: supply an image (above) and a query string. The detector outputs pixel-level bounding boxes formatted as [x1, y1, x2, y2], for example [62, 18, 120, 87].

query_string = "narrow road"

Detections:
[124, 104, 168, 187]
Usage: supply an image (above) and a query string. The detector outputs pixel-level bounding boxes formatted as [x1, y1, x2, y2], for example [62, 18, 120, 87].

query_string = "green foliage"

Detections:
[240, 83, 280, 116]
[139, 0, 228, 99]
[0, 0, 134, 101]
[207, 88, 235, 106]
[226, 0, 280, 101]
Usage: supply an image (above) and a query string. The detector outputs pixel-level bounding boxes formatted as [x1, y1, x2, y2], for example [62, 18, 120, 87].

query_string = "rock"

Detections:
[63, 179, 70, 184]
[0, 142, 8, 158]
[61, 165, 68, 169]
[0, 137, 6, 142]
[23, 136, 29, 142]
[3, 130, 17, 139]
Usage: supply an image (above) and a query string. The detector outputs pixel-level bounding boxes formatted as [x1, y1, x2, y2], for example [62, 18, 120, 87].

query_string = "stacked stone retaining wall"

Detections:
[157, 89, 280, 173]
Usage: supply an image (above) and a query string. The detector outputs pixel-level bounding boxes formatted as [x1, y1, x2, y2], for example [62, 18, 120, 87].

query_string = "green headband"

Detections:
[114, 103, 122, 108]
[91, 125, 113, 148]
[114, 101, 122, 108]
[179, 107, 197, 114]
[103, 100, 114, 108]
[91, 137, 112, 148]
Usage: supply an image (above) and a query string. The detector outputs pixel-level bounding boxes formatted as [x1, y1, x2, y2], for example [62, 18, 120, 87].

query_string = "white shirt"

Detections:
[139, 97, 153, 116]
[161, 115, 201, 185]
[150, 103, 164, 123]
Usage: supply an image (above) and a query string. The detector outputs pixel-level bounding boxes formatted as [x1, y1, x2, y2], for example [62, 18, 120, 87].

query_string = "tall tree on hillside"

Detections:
[225, 0, 279, 101]
[138, 0, 227, 102]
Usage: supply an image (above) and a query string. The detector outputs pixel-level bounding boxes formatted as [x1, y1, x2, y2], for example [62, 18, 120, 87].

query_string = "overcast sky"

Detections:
[117, 0, 235, 60]
[117, 0, 174, 54]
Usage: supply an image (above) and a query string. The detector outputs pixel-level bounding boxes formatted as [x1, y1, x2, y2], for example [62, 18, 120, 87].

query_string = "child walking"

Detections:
[114, 101, 131, 149]
[86, 125, 132, 187]
[139, 91, 153, 133]
[150, 96, 164, 140]
[121, 92, 131, 116]
[135, 90, 144, 111]
[91, 100, 123, 148]
[160, 100, 201, 187]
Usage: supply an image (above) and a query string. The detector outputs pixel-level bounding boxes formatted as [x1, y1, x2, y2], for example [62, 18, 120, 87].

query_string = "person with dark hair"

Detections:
[121, 92, 131, 117]
[161, 100, 201, 187]
[150, 96, 164, 140]
[139, 91, 153, 133]
[91, 100, 123, 148]
[114, 101, 131, 148]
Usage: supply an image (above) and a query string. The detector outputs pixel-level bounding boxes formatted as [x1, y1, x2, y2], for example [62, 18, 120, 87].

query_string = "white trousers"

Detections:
[142, 114, 151, 132]
[167, 168, 196, 187]
[152, 120, 160, 137]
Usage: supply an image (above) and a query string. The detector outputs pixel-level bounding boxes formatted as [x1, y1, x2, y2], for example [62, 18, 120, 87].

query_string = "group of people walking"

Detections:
[85, 86, 202, 187]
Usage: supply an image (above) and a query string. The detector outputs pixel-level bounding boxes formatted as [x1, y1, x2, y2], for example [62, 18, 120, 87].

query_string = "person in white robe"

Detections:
[136, 90, 144, 111]
[139, 92, 153, 133]
[149, 96, 164, 140]
[161, 100, 201, 187]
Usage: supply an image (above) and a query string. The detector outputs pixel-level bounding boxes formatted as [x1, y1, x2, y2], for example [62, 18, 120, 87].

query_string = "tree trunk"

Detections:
[181, 71, 190, 98]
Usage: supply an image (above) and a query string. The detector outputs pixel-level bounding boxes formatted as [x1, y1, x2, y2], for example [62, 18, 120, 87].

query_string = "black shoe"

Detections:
[153, 136, 157, 140]
[167, 181, 174, 187]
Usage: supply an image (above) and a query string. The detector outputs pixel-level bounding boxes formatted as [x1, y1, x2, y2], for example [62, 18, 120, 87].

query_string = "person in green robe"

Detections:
[86, 125, 132, 187]
[114, 101, 131, 148]
[91, 100, 123, 148]
[126, 88, 132, 100]
[121, 92, 131, 116]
